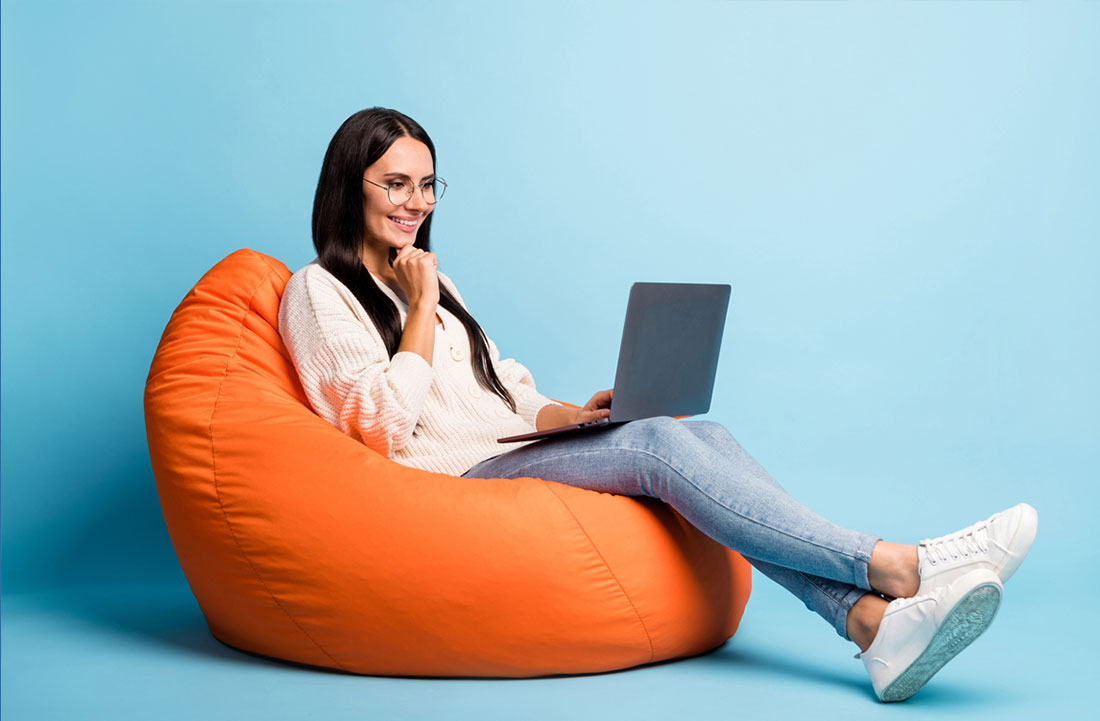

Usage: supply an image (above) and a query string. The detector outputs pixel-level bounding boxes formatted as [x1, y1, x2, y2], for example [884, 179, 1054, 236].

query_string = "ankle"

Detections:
[847, 593, 889, 653]
[867, 541, 920, 598]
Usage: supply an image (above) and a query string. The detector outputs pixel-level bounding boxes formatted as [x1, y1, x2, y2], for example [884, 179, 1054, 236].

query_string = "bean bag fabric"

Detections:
[143, 248, 752, 677]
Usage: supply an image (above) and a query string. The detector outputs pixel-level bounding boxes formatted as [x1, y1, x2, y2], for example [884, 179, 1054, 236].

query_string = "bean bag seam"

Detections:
[207, 252, 349, 672]
[541, 482, 656, 664]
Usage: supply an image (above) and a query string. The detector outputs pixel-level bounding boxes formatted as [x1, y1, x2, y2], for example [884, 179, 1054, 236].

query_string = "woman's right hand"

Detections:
[390, 245, 439, 309]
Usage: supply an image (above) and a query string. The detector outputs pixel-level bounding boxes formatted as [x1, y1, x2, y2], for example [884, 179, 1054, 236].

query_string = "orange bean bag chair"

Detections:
[143, 248, 752, 677]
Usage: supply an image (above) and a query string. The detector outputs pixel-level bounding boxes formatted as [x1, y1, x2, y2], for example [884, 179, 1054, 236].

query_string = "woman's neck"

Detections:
[360, 248, 396, 284]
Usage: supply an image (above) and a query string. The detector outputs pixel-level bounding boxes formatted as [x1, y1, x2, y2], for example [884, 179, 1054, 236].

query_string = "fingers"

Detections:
[582, 391, 614, 417]
[578, 408, 611, 422]
[392, 246, 438, 270]
[585, 389, 613, 410]
[391, 246, 440, 306]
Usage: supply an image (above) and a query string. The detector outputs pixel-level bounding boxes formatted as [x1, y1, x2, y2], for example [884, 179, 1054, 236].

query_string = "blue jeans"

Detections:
[461, 416, 880, 640]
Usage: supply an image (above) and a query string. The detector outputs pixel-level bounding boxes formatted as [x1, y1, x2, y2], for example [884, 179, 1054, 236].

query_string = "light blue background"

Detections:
[2, 1, 1097, 718]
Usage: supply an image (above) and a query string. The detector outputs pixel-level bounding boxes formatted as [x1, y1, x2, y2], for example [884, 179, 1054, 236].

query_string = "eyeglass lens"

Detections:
[387, 179, 446, 205]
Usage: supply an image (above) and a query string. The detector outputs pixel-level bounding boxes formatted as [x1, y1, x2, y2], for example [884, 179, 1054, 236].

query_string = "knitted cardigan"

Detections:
[277, 259, 561, 476]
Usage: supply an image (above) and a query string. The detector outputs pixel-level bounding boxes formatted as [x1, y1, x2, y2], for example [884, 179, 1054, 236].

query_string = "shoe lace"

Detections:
[923, 521, 990, 565]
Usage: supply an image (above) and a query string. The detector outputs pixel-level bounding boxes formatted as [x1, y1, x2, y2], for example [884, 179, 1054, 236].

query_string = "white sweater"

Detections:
[277, 259, 561, 476]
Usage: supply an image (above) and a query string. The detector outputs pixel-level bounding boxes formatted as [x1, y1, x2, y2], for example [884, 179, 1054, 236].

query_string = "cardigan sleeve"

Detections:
[438, 271, 561, 428]
[278, 266, 435, 457]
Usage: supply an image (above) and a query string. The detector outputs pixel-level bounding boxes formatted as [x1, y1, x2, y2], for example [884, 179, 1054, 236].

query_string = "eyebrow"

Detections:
[382, 172, 435, 180]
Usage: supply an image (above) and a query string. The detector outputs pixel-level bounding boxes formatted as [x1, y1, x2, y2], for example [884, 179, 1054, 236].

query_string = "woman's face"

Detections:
[361, 136, 436, 258]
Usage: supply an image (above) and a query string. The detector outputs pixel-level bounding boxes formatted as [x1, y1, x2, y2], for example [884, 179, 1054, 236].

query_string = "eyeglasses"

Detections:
[363, 176, 447, 206]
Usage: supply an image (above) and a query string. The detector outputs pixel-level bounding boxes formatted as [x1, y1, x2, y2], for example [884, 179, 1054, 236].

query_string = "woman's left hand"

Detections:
[574, 388, 613, 423]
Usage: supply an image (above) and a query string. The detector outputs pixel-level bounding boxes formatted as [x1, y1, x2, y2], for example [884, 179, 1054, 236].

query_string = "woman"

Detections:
[277, 107, 1037, 703]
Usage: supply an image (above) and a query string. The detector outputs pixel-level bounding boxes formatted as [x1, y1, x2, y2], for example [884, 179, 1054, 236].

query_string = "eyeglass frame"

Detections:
[363, 175, 447, 206]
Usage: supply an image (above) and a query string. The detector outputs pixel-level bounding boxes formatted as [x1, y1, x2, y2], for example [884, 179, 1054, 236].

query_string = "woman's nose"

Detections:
[405, 189, 430, 212]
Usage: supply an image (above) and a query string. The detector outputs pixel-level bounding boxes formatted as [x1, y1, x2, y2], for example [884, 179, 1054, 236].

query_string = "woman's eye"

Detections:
[388, 182, 406, 190]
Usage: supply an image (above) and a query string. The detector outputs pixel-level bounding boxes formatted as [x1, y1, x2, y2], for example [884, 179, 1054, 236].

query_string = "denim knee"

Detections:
[623, 416, 700, 455]
[681, 419, 740, 448]
[637, 418, 755, 469]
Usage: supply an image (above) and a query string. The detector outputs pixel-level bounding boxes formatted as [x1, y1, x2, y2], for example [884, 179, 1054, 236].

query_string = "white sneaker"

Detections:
[858, 568, 1003, 703]
[916, 502, 1038, 596]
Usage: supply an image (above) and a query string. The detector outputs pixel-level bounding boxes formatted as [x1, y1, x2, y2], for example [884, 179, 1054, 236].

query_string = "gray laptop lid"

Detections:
[608, 282, 731, 423]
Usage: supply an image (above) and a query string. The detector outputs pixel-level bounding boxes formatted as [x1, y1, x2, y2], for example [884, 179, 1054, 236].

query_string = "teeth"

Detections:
[390, 217, 416, 226]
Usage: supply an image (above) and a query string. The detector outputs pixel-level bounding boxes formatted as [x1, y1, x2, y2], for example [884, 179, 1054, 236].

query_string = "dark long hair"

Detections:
[311, 107, 517, 413]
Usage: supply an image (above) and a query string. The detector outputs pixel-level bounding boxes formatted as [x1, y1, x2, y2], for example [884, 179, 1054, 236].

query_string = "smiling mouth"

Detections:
[388, 216, 419, 230]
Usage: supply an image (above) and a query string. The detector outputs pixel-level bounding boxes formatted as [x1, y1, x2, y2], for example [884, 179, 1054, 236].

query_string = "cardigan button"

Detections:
[468, 384, 483, 398]
[494, 407, 510, 419]
[449, 345, 465, 362]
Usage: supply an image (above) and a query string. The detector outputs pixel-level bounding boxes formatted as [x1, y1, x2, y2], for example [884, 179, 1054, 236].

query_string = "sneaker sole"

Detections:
[879, 580, 1003, 703]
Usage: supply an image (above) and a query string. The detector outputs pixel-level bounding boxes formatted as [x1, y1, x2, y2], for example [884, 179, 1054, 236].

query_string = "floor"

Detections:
[2, 566, 1087, 720]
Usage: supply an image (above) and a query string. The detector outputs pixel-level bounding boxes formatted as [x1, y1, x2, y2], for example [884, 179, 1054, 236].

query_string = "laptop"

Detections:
[498, 281, 731, 443]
